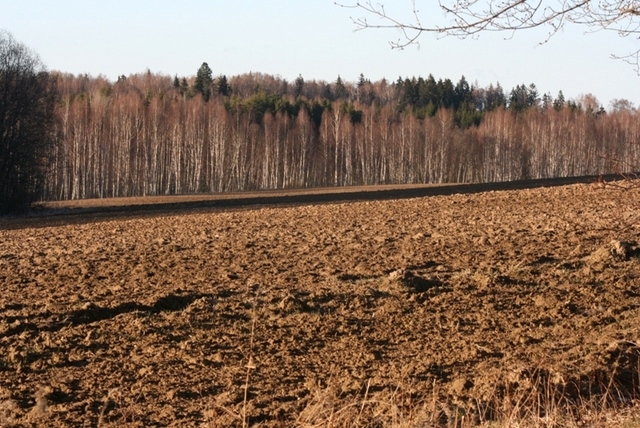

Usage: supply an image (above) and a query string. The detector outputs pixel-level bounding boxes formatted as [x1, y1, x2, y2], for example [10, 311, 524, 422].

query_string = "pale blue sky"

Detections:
[2, 0, 638, 107]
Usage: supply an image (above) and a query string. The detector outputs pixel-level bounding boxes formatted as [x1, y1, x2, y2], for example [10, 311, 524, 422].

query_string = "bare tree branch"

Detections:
[336, 0, 640, 67]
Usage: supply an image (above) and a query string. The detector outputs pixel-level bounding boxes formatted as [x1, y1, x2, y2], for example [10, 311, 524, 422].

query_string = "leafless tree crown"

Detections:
[336, 1, 640, 71]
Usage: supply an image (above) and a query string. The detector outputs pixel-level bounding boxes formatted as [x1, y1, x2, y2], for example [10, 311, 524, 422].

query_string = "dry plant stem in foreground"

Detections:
[243, 284, 259, 428]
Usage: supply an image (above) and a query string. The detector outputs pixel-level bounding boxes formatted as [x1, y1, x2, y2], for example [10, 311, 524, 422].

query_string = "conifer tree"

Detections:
[294, 74, 305, 98]
[180, 77, 189, 96]
[334, 75, 348, 99]
[217, 74, 231, 96]
[554, 91, 566, 111]
[194, 62, 213, 101]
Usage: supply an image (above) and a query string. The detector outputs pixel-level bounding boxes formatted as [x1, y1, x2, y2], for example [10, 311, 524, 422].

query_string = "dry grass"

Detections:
[294, 374, 640, 428]
[201, 303, 640, 428]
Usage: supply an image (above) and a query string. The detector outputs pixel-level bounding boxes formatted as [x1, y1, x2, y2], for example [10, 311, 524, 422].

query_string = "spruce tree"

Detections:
[217, 74, 231, 96]
[294, 74, 304, 98]
[194, 62, 213, 101]
[334, 75, 348, 99]
[553, 90, 566, 111]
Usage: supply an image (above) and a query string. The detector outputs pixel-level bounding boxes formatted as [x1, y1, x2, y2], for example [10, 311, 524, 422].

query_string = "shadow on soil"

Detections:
[0, 292, 216, 338]
[1, 174, 624, 230]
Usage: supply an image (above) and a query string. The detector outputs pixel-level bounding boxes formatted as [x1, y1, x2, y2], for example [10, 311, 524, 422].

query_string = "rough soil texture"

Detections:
[1, 181, 640, 427]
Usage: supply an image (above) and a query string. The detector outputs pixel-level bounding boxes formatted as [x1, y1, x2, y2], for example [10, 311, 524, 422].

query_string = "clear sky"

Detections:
[2, 0, 638, 108]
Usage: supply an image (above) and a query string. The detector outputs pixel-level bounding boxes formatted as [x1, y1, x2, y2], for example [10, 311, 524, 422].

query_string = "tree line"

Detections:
[2, 30, 639, 212]
[42, 66, 638, 201]
[0, 31, 56, 213]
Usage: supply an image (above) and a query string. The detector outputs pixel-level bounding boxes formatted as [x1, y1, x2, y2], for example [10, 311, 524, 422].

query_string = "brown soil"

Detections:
[1, 180, 639, 426]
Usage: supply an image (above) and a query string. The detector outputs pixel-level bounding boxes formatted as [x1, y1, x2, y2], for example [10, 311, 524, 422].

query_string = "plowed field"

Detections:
[1, 180, 639, 427]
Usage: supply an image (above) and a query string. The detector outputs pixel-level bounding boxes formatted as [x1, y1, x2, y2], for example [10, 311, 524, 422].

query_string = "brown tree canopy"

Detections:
[41, 71, 639, 201]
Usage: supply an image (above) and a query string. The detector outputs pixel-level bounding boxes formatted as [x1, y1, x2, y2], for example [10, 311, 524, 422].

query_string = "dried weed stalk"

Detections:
[295, 352, 640, 428]
[242, 283, 259, 428]
[201, 283, 260, 428]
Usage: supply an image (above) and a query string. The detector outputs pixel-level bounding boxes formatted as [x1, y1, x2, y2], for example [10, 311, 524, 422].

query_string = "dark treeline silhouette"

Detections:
[0, 31, 57, 213]
[42, 67, 639, 201]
